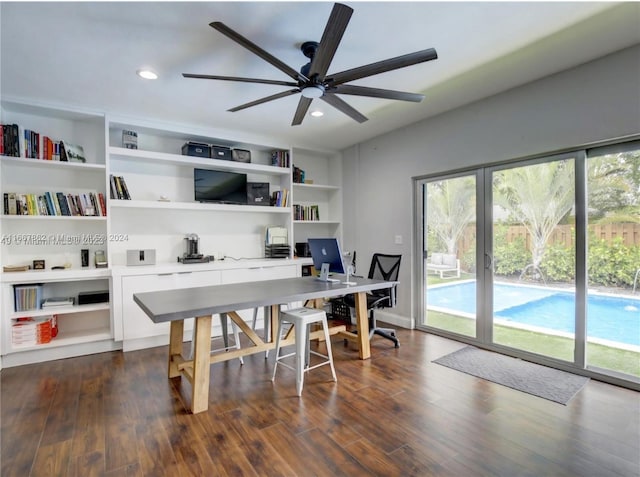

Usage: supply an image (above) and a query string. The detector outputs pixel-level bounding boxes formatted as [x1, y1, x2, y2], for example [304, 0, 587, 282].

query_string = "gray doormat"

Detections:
[433, 346, 589, 405]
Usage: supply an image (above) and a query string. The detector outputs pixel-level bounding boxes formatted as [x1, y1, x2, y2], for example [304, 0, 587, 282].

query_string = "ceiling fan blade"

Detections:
[308, 3, 353, 79]
[328, 48, 438, 86]
[321, 94, 368, 123]
[210, 22, 307, 82]
[292, 97, 313, 126]
[183, 73, 298, 87]
[228, 89, 300, 112]
[332, 84, 424, 102]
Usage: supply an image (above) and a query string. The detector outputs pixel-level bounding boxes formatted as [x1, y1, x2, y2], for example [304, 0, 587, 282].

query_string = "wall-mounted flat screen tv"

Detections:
[194, 168, 247, 204]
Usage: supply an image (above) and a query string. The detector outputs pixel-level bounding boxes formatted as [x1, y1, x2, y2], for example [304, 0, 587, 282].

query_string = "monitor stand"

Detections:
[316, 263, 340, 283]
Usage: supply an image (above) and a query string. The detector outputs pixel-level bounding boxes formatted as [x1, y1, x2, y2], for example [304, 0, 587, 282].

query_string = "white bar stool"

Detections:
[271, 307, 337, 396]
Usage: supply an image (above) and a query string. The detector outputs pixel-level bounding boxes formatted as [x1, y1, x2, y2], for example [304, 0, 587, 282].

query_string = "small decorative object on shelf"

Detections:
[32, 259, 45, 270]
[94, 250, 108, 268]
[60, 141, 86, 163]
[122, 129, 138, 149]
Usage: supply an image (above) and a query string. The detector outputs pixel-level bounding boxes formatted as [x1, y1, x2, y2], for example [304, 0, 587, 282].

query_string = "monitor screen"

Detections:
[194, 168, 247, 204]
[308, 238, 346, 274]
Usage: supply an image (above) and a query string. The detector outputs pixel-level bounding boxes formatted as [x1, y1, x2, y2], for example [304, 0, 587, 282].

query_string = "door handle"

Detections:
[484, 253, 493, 270]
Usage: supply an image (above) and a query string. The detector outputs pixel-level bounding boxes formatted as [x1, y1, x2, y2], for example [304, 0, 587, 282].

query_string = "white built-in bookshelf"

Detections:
[0, 99, 342, 366]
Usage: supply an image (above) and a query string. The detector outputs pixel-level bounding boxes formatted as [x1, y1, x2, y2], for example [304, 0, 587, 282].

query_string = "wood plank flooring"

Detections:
[1, 327, 639, 476]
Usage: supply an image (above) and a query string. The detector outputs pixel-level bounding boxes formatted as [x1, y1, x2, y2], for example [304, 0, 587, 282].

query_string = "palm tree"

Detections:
[494, 160, 575, 281]
[426, 176, 475, 255]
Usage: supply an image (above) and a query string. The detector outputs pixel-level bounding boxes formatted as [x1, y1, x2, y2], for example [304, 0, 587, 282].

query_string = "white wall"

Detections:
[342, 44, 640, 327]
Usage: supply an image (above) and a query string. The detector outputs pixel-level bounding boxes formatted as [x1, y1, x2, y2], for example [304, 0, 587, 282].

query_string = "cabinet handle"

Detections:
[157, 273, 174, 277]
[177, 272, 193, 275]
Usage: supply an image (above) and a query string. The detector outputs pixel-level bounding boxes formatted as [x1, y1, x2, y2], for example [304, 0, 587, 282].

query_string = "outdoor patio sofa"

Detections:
[427, 252, 461, 278]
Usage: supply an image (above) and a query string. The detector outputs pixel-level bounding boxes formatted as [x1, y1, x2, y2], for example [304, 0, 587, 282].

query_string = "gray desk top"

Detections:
[133, 275, 396, 323]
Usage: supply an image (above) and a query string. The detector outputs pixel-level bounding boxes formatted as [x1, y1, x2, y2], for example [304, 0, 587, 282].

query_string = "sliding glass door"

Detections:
[418, 173, 478, 338]
[416, 141, 640, 384]
[489, 156, 578, 361]
[585, 143, 640, 377]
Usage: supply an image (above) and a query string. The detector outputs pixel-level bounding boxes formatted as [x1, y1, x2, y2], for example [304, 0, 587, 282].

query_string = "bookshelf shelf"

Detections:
[0, 155, 106, 171]
[109, 199, 290, 213]
[2, 215, 107, 221]
[8, 303, 110, 319]
[109, 147, 290, 175]
[9, 327, 112, 352]
[293, 220, 341, 225]
[292, 183, 339, 192]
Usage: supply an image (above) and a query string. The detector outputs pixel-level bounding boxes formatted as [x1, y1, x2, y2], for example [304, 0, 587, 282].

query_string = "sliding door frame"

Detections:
[413, 138, 639, 391]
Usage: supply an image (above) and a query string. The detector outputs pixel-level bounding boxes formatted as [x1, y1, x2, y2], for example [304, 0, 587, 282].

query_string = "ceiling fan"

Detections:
[183, 2, 438, 126]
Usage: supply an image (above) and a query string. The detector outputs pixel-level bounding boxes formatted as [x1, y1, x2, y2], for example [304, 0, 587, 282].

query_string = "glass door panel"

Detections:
[421, 174, 477, 337]
[490, 158, 576, 360]
[586, 147, 640, 377]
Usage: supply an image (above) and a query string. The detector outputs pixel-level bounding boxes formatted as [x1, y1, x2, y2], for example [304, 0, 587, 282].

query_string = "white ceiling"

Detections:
[1, 2, 639, 151]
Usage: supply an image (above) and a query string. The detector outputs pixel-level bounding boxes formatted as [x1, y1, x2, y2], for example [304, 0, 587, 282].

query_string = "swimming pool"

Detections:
[427, 281, 640, 346]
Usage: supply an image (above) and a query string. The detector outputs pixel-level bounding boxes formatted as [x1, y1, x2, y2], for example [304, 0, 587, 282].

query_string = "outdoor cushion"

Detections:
[442, 254, 457, 267]
[431, 253, 443, 265]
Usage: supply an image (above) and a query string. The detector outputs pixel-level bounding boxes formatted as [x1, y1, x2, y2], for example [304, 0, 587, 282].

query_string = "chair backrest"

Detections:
[367, 254, 402, 307]
[368, 253, 402, 281]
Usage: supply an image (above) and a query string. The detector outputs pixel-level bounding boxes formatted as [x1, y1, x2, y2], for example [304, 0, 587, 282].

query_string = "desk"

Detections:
[133, 275, 396, 413]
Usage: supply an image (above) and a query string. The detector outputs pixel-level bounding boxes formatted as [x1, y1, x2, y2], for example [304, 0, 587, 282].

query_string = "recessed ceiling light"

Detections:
[136, 69, 158, 80]
[310, 110, 324, 118]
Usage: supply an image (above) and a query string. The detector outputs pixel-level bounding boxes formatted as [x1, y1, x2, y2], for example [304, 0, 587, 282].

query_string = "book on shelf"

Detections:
[270, 188, 289, 207]
[110, 175, 131, 200]
[42, 296, 75, 308]
[13, 283, 44, 312]
[12, 316, 54, 345]
[271, 150, 290, 168]
[293, 165, 306, 184]
[293, 204, 320, 221]
[3, 191, 105, 216]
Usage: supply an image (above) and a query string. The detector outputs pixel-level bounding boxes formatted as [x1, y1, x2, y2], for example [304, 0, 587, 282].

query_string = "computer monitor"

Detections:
[308, 238, 346, 275]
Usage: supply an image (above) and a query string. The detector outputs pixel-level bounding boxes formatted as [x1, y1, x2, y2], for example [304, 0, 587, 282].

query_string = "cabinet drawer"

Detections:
[221, 265, 297, 284]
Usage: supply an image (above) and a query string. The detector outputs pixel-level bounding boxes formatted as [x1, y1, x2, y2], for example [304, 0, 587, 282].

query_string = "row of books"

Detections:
[14, 284, 43, 312]
[293, 165, 306, 184]
[1, 123, 81, 161]
[293, 204, 320, 221]
[109, 175, 131, 200]
[3, 191, 106, 217]
[271, 188, 289, 207]
[12, 316, 57, 346]
[271, 150, 290, 168]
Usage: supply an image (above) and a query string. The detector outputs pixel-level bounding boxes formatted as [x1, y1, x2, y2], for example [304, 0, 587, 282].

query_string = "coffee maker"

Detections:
[178, 233, 211, 263]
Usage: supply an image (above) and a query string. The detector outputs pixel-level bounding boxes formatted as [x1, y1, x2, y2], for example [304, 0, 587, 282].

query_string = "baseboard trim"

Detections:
[375, 310, 414, 329]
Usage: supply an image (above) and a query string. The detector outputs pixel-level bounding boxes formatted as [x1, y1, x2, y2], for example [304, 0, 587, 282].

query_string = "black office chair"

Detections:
[343, 253, 402, 348]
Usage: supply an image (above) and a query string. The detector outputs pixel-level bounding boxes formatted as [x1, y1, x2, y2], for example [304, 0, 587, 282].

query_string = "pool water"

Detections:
[427, 282, 640, 346]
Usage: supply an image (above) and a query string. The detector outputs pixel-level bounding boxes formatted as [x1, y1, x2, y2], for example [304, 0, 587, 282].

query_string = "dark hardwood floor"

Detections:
[1, 327, 639, 477]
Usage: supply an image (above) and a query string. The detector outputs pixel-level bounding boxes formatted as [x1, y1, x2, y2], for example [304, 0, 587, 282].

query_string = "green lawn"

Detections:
[426, 310, 640, 377]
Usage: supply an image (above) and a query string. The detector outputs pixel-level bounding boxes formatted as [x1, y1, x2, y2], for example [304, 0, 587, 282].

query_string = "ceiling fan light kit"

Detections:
[183, 2, 438, 126]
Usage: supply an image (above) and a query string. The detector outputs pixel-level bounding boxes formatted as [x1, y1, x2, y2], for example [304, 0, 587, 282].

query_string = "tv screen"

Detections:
[194, 168, 247, 204]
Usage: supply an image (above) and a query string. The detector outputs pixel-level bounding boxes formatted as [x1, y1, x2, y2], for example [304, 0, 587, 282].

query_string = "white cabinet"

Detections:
[1, 269, 115, 366]
[119, 269, 221, 350]
[291, 147, 343, 246]
[106, 118, 293, 267]
[116, 262, 297, 351]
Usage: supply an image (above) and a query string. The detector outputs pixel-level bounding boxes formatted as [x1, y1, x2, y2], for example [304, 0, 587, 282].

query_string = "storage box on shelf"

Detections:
[107, 118, 293, 267]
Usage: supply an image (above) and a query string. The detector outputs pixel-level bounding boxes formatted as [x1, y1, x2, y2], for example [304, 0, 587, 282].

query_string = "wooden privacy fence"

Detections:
[457, 223, 640, 256]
